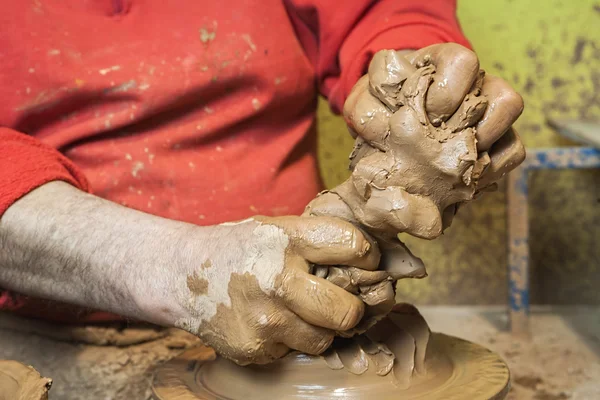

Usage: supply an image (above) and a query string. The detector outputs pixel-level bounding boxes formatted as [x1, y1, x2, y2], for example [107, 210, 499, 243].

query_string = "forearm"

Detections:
[0, 181, 197, 325]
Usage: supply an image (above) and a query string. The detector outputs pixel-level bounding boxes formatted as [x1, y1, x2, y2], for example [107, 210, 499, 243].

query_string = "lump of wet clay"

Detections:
[302, 48, 495, 380]
[0, 360, 52, 400]
[338, 51, 489, 240]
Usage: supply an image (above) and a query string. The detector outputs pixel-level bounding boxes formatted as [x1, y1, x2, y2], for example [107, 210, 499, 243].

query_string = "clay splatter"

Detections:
[199, 26, 217, 44]
[186, 273, 209, 296]
[131, 162, 145, 178]
[241, 34, 257, 52]
[98, 65, 121, 75]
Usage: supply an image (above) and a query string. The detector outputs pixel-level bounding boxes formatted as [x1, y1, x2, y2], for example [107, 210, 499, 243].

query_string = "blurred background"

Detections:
[316, 0, 600, 306]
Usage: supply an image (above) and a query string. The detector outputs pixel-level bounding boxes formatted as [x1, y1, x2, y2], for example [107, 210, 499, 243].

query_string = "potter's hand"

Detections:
[169, 216, 381, 365]
[304, 194, 426, 336]
[346, 43, 524, 193]
[0, 182, 379, 366]
[341, 44, 525, 238]
[405, 44, 525, 190]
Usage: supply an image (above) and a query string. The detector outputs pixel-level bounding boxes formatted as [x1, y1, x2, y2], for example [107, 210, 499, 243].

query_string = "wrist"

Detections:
[124, 221, 203, 327]
[134, 220, 257, 332]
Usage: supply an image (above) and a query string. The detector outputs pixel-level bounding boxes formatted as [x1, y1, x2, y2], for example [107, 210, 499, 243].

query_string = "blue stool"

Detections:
[507, 146, 600, 334]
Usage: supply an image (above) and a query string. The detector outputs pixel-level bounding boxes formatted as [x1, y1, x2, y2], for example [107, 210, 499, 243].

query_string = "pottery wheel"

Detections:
[151, 333, 510, 400]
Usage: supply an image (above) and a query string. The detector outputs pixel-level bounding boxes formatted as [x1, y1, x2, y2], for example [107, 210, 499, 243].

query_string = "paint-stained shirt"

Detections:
[0, 0, 470, 322]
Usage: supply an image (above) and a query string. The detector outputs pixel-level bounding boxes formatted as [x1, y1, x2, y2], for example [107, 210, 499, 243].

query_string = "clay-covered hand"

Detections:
[404, 44, 525, 190]
[341, 43, 525, 239]
[170, 216, 380, 365]
[304, 194, 427, 336]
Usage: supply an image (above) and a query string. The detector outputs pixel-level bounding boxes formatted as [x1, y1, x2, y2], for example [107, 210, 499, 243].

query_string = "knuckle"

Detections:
[498, 88, 525, 115]
[454, 46, 479, 69]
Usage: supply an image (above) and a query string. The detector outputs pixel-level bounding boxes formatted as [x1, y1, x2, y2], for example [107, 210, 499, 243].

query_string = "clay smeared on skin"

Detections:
[175, 218, 290, 344]
[174, 216, 369, 366]
[187, 273, 209, 296]
[175, 46, 524, 383]
[300, 47, 503, 380]
[303, 51, 488, 338]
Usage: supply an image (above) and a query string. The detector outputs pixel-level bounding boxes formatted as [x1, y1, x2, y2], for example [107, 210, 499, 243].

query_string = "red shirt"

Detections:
[0, 0, 469, 322]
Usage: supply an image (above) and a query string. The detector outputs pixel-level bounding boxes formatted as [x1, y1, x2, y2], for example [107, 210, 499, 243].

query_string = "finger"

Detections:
[407, 43, 480, 123]
[348, 267, 390, 286]
[359, 280, 395, 307]
[343, 76, 392, 145]
[266, 215, 381, 271]
[476, 75, 524, 151]
[444, 91, 488, 133]
[343, 74, 369, 138]
[279, 267, 365, 331]
[478, 127, 526, 188]
[344, 75, 369, 116]
[348, 282, 396, 334]
[323, 266, 360, 293]
[276, 310, 334, 355]
[367, 49, 416, 111]
[324, 266, 389, 293]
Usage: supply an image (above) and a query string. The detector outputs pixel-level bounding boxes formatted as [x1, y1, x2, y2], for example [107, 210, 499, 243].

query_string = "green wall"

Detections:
[316, 0, 600, 304]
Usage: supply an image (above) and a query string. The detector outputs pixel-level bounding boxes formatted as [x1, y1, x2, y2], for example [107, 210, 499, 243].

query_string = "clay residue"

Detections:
[300, 45, 524, 383]
[0, 312, 167, 346]
[188, 272, 292, 366]
[187, 273, 209, 296]
[301, 46, 507, 337]
[338, 51, 489, 240]
[303, 52, 492, 337]
[321, 304, 430, 385]
[0, 360, 52, 400]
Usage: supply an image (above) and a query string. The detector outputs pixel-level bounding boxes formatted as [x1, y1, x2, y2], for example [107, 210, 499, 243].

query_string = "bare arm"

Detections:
[0, 181, 194, 325]
[0, 181, 380, 364]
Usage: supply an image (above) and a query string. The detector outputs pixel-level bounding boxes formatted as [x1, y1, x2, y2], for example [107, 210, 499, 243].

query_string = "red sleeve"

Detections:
[0, 128, 90, 311]
[286, 0, 472, 113]
[0, 128, 90, 217]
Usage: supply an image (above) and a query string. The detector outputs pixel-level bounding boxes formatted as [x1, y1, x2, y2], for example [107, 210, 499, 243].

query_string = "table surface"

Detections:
[0, 306, 598, 400]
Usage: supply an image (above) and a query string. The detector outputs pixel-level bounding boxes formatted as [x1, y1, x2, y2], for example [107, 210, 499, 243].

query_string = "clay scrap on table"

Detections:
[0, 360, 52, 400]
[0, 312, 168, 346]
[302, 49, 492, 381]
